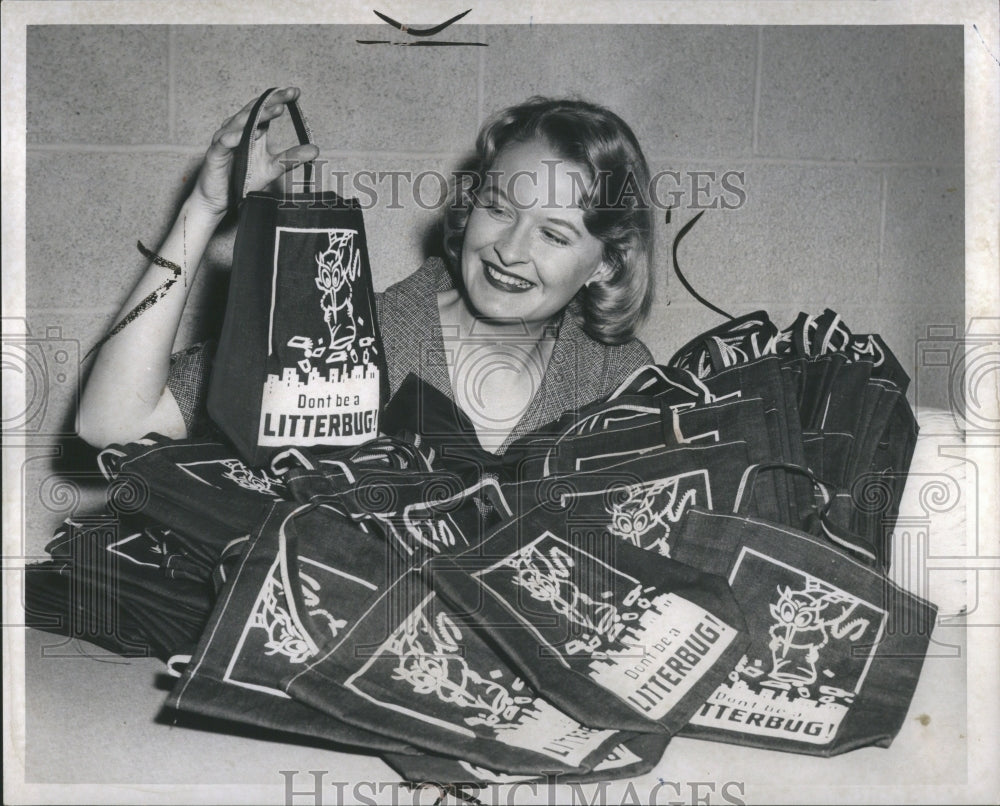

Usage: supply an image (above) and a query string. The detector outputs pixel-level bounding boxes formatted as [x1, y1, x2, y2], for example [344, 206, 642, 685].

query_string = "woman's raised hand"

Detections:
[189, 87, 320, 219]
[78, 87, 321, 448]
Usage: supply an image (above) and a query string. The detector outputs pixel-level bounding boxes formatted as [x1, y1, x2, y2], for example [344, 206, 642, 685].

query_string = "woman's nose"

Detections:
[494, 221, 530, 265]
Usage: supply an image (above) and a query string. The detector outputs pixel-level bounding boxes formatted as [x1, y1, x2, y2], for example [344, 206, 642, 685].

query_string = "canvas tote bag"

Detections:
[670, 464, 937, 756]
[431, 497, 749, 734]
[208, 88, 387, 465]
[284, 563, 626, 777]
[166, 498, 417, 752]
[97, 435, 286, 568]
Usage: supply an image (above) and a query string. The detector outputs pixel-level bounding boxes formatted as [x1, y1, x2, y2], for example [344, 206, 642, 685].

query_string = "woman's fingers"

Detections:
[197, 87, 310, 203]
[215, 128, 243, 151]
[275, 143, 320, 171]
[212, 103, 280, 146]
[249, 144, 320, 190]
[227, 86, 298, 127]
[211, 87, 301, 147]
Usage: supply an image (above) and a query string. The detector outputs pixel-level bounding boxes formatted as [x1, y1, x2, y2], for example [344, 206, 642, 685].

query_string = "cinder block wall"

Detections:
[22, 24, 963, 552]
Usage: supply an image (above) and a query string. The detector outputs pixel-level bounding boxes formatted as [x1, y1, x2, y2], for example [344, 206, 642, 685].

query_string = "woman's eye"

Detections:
[486, 204, 513, 220]
[476, 196, 512, 220]
[541, 229, 570, 246]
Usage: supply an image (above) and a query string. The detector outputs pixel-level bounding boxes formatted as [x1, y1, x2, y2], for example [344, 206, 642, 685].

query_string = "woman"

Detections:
[78, 87, 656, 454]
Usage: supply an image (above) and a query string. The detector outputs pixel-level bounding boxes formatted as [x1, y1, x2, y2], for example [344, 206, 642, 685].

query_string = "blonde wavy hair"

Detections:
[443, 96, 655, 345]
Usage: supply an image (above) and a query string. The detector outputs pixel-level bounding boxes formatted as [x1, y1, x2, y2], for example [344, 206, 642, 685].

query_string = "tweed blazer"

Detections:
[376, 257, 654, 453]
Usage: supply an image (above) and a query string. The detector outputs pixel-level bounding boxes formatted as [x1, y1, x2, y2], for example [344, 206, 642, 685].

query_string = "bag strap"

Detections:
[734, 461, 879, 566]
[230, 87, 315, 204]
[540, 400, 663, 477]
[270, 446, 325, 476]
[275, 502, 336, 654]
[609, 363, 708, 401]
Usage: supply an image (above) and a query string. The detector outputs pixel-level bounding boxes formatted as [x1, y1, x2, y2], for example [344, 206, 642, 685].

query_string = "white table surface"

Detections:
[11, 616, 983, 805]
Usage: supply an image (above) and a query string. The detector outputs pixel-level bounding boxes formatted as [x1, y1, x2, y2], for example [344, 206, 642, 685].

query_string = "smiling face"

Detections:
[459, 138, 608, 331]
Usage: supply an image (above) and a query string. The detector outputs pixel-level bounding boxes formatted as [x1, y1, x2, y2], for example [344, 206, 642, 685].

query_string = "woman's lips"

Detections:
[483, 261, 534, 292]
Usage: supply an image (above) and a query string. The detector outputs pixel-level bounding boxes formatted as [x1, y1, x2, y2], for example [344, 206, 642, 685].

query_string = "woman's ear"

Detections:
[585, 262, 613, 287]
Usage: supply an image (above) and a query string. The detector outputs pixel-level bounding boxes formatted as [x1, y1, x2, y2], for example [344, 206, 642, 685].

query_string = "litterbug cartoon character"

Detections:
[505, 544, 624, 650]
[219, 458, 280, 496]
[607, 478, 697, 556]
[767, 579, 870, 686]
[314, 231, 360, 354]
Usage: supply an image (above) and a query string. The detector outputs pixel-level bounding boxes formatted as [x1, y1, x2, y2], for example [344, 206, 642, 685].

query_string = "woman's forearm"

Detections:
[78, 88, 317, 449]
[78, 197, 224, 447]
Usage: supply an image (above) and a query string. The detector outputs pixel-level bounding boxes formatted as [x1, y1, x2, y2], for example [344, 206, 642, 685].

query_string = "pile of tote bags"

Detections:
[25, 308, 936, 783]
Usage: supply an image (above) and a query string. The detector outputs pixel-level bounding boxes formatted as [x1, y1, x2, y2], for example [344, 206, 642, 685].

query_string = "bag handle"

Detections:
[668, 310, 774, 377]
[734, 461, 880, 566]
[270, 446, 326, 476]
[608, 363, 709, 401]
[540, 400, 663, 476]
[230, 87, 315, 204]
[275, 502, 335, 655]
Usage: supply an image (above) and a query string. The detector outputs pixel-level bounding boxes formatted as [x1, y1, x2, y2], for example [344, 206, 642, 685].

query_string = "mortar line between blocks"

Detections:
[477, 24, 486, 127]
[167, 26, 177, 143]
[27, 143, 205, 155]
[877, 170, 888, 288]
[752, 26, 763, 157]
[25, 144, 457, 161]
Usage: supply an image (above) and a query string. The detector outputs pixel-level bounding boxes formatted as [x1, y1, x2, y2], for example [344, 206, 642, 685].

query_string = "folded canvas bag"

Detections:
[502, 439, 758, 560]
[275, 445, 513, 559]
[284, 565, 626, 776]
[166, 499, 417, 752]
[382, 730, 670, 786]
[431, 499, 749, 734]
[97, 435, 285, 567]
[670, 465, 937, 755]
[26, 515, 213, 659]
